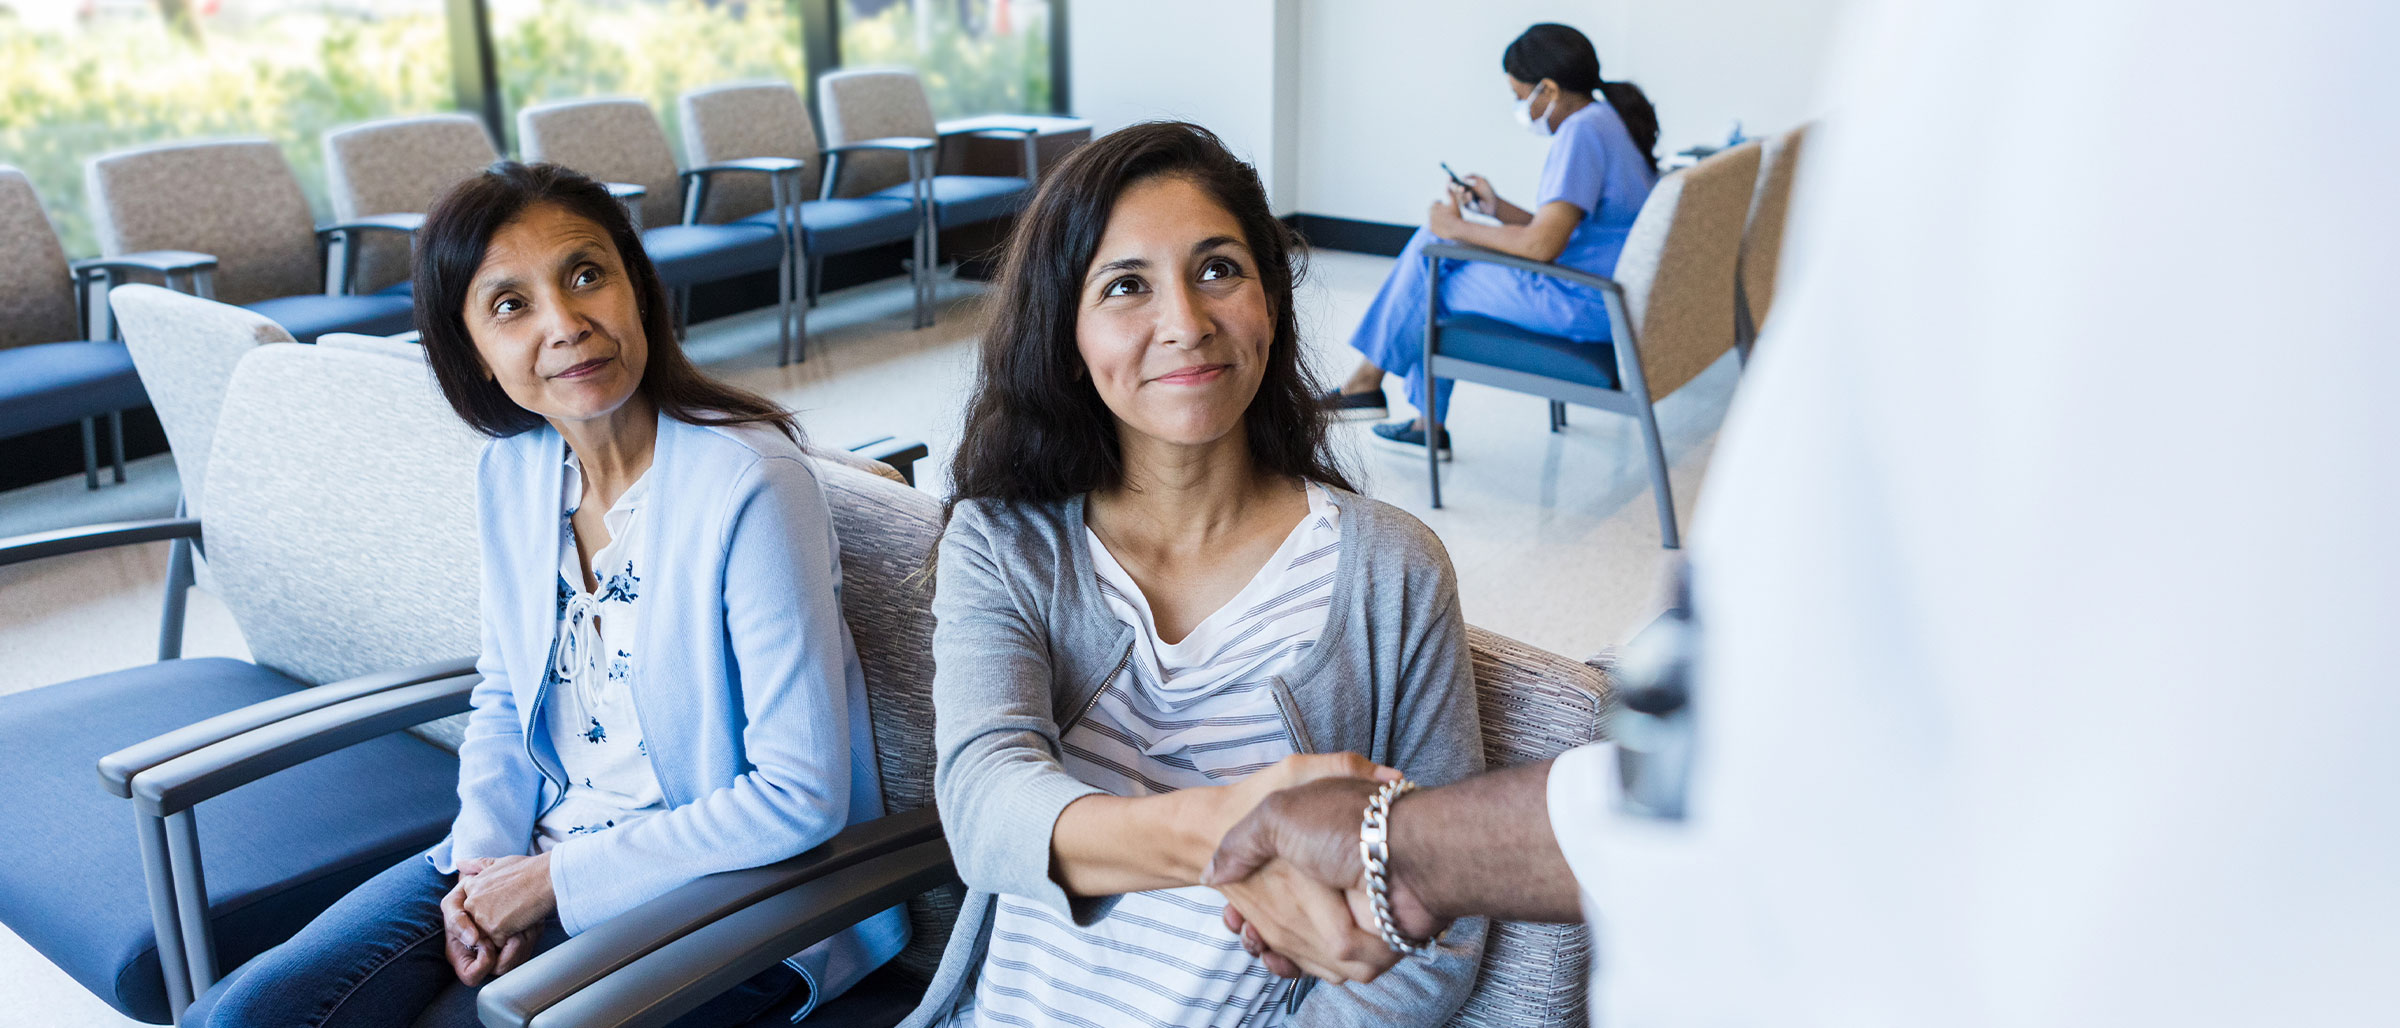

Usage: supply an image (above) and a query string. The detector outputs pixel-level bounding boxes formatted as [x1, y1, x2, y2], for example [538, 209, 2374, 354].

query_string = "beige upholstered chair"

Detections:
[1424, 141, 1764, 549]
[1736, 123, 1812, 355]
[681, 80, 933, 339]
[480, 493, 1615, 1028]
[517, 97, 800, 354]
[323, 114, 502, 294]
[0, 167, 168, 488]
[84, 139, 419, 342]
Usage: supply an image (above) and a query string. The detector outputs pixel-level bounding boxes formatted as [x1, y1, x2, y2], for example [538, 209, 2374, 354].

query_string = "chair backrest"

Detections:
[204, 339, 484, 687]
[1740, 123, 1812, 334]
[325, 114, 502, 293]
[518, 98, 685, 232]
[816, 69, 938, 197]
[1610, 140, 1764, 401]
[0, 167, 80, 350]
[681, 80, 826, 224]
[86, 139, 320, 307]
[1445, 628, 1612, 1028]
[109, 283, 295, 513]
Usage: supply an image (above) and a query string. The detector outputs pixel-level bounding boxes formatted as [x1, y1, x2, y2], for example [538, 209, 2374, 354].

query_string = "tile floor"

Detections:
[0, 248, 1738, 1027]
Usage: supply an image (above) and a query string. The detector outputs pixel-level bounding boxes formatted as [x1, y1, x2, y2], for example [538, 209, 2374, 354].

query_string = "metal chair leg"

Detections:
[1549, 400, 1568, 433]
[81, 417, 100, 490]
[135, 811, 194, 1021]
[807, 255, 823, 309]
[674, 285, 693, 340]
[164, 809, 219, 997]
[1634, 397, 1680, 549]
[109, 410, 127, 483]
[160, 533, 193, 661]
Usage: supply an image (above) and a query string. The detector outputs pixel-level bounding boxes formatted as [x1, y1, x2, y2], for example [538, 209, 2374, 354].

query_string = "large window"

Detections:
[0, 0, 453, 257]
[490, 0, 808, 163]
[839, 0, 1049, 118]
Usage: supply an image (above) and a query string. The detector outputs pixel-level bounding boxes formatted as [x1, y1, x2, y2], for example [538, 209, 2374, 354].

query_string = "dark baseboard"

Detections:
[1283, 214, 1414, 257]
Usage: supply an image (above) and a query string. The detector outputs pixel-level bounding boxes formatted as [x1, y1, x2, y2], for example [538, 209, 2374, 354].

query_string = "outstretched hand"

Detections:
[1202, 776, 1447, 981]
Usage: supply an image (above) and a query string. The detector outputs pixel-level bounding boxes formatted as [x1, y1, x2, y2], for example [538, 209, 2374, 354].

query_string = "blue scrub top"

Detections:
[1539, 99, 1658, 279]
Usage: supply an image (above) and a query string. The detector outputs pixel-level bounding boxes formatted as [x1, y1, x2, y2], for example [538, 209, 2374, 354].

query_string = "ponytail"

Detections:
[1599, 80, 1661, 173]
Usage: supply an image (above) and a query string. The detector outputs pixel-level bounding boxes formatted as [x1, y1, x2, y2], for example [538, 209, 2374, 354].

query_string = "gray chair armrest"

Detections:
[682, 157, 806, 178]
[71, 251, 220, 280]
[820, 138, 938, 155]
[843, 436, 930, 486]
[819, 139, 937, 201]
[96, 655, 477, 798]
[475, 808, 942, 1028]
[679, 159, 805, 227]
[0, 517, 201, 570]
[1422, 241, 1624, 299]
[314, 213, 426, 242]
[605, 183, 649, 232]
[129, 672, 480, 817]
[481, 831, 955, 1028]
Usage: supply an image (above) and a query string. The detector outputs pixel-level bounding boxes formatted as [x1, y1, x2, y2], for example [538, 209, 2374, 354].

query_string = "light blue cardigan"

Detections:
[427, 410, 906, 1013]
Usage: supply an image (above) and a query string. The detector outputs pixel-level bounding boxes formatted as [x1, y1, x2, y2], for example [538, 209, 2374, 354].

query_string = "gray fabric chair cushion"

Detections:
[0, 167, 81, 350]
[680, 81, 826, 223]
[0, 658, 461, 1024]
[0, 340, 146, 439]
[242, 292, 418, 345]
[86, 140, 322, 308]
[324, 115, 500, 294]
[869, 175, 1029, 230]
[109, 284, 297, 514]
[1436, 314, 1621, 391]
[518, 98, 687, 233]
[816, 70, 941, 198]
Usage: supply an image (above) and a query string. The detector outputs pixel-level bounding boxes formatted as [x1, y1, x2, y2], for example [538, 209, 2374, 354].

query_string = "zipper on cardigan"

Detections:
[524, 668, 567, 820]
[1063, 635, 1135, 735]
[1265, 675, 1316, 754]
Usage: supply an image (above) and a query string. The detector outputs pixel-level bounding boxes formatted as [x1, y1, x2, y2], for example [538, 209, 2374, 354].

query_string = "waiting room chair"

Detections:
[0, 167, 206, 490]
[324, 113, 505, 296]
[681, 79, 935, 353]
[816, 69, 1044, 299]
[517, 97, 800, 355]
[85, 139, 420, 343]
[477, 500, 1614, 1028]
[0, 335, 487, 1024]
[1422, 141, 1765, 550]
[1735, 123, 1811, 358]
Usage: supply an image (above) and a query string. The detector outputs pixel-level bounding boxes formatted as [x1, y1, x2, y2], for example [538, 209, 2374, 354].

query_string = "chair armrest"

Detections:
[820, 138, 938, 156]
[315, 212, 426, 242]
[680, 159, 806, 226]
[681, 157, 806, 179]
[0, 517, 200, 570]
[475, 808, 942, 1028]
[129, 672, 480, 817]
[937, 124, 1040, 140]
[71, 251, 219, 280]
[844, 436, 930, 487]
[603, 183, 648, 232]
[820, 139, 937, 201]
[482, 833, 956, 1028]
[1422, 241, 1624, 298]
[96, 655, 477, 798]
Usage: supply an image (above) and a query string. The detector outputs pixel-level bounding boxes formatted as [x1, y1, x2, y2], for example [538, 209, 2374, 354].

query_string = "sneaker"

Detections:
[1321, 387, 1389, 420]
[1371, 420, 1453, 460]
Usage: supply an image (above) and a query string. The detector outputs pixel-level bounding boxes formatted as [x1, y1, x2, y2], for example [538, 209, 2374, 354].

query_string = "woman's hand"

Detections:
[455, 853, 558, 944]
[439, 879, 497, 985]
[1429, 191, 1467, 238]
[1210, 753, 1399, 843]
[1217, 855, 1401, 984]
[1460, 174, 1499, 215]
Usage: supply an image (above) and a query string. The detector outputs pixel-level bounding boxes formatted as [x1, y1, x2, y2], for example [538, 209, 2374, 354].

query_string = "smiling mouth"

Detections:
[1153, 363, 1230, 385]
[551, 356, 612, 380]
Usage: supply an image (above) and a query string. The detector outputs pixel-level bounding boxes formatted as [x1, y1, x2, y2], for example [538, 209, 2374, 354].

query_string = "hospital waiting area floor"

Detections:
[0, 247, 1737, 1028]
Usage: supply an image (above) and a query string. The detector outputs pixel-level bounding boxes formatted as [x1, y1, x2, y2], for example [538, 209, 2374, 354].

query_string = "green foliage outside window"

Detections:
[838, 0, 1049, 119]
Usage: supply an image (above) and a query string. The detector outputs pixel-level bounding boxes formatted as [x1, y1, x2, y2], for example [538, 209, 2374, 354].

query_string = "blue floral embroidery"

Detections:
[582, 717, 607, 744]
[636, 740, 647, 757]
[598, 563, 641, 604]
[566, 819, 617, 836]
[555, 573, 575, 617]
[608, 650, 631, 682]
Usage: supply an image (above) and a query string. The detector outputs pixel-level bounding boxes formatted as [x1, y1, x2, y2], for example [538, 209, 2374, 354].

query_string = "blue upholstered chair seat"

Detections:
[741, 197, 917, 256]
[0, 658, 461, 1024]
[375, 279, 415, 298]
[244, 293, 418, 345]
[1435, 314, 1621, 390]
[869, 175, 1029, 228]
[0, 340, 147, 439]
[641, 223, 785, 287]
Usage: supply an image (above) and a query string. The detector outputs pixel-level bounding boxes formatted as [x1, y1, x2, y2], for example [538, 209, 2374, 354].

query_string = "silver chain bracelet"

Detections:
[1358, 777, 1434, 956]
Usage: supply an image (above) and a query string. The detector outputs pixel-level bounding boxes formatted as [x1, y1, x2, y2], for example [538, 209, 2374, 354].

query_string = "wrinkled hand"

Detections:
[439, 879, 498, 985]
[455, 853, 557, 947]
[1203, 776, 1448, 978]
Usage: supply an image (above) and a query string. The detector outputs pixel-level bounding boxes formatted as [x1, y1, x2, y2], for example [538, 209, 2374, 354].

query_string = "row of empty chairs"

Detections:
[1422, 123, 1810, 549]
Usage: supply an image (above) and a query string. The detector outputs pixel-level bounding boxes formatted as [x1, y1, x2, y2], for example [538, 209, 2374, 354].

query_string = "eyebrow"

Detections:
[1084, 234, 1250, 286]
[473, 243, 607, 302]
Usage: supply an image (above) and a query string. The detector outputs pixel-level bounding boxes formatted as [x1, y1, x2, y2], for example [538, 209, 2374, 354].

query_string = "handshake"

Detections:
[1196, 753, 1449, 984]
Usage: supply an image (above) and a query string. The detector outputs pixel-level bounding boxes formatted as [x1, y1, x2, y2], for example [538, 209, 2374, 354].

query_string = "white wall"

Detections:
[1075, 0, 1848, 226]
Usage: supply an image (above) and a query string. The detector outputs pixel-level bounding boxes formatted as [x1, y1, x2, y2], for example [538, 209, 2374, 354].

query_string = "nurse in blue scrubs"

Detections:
[1329, 23, 1659, 452]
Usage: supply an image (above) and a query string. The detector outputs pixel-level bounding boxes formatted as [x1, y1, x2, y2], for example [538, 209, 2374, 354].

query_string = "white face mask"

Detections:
[1513, 85, 1557, 138]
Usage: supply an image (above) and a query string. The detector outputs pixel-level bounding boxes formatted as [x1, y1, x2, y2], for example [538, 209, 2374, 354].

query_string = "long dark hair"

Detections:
[414, 160, 796, 441]
[1503, 22, 1661, 172]
[945, 121, 1352, 515]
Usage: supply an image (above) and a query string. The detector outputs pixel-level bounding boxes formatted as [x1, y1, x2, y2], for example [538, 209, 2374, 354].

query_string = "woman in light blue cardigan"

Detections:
[190, 163, 904, 1028]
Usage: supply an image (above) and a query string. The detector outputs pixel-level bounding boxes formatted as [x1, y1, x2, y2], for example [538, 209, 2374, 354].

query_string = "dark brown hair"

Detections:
[945, 121, 1352, 513]
[413, 160, 796, 441]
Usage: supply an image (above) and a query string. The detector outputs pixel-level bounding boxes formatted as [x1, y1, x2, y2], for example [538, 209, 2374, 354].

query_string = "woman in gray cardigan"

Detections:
[911, 121, 1488, 1028]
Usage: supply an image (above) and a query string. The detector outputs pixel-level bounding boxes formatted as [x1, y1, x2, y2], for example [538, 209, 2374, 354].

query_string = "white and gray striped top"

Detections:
[951, 484, 1344, 1028]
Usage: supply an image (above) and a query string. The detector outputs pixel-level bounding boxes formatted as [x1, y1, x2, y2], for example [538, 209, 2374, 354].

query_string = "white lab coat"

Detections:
[1552, 1, 2400, 1024]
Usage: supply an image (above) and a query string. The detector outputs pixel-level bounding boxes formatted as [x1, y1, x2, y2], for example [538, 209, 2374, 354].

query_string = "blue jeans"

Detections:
[1348, 226, 1615, 424]
[190, 854, 800, 1028]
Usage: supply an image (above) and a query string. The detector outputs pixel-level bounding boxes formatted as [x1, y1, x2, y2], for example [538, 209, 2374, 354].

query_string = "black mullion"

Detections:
[800, 0, 841, 127]
[445, 0, 508, 155]
[1049, 0, 1071, 114]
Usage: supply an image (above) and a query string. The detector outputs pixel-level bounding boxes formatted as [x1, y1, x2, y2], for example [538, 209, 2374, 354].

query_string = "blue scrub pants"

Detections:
[187, 854, 800, 1028]
[1347, 226, 1614, 424]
